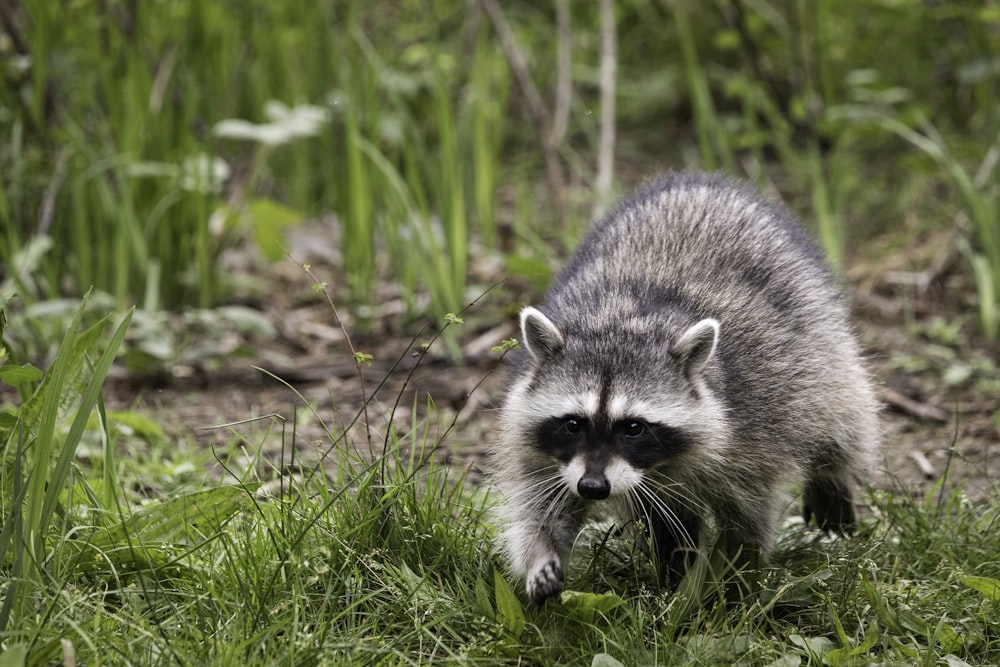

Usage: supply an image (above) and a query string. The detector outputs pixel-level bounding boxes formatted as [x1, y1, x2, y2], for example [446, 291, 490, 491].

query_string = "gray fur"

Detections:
[492, 172, 880, 604]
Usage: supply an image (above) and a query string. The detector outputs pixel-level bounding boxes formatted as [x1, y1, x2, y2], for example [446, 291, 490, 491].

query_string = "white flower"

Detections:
[213, 100, 331, 147]
[180, 153, 231, 194]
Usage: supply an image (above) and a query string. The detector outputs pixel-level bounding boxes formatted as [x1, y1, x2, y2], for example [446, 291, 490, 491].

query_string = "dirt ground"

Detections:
[93, 219, 1000, 506]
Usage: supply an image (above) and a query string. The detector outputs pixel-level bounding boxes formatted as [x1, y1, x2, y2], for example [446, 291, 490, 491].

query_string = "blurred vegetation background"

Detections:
[2, 3, 1000, 663]
[1, 0, 998, 339]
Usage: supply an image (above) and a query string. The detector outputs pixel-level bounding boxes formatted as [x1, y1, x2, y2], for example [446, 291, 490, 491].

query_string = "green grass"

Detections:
[659, 0, 1000, 334]
[2, 298, 1000, 666]
[3, 0, 998, 338]
[864, 113, 999, 341]
[0, 1, 510, 327]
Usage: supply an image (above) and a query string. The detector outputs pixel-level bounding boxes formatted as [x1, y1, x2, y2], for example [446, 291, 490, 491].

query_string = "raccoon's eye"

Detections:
[562, 418, 584, 435]
[622, 420, 646, 437]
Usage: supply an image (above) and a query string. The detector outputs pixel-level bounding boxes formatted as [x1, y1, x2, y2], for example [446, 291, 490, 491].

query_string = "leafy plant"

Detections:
[869, 114, 999, 340]
[2, 1, 512, 327]
[1, 292, 132, 630]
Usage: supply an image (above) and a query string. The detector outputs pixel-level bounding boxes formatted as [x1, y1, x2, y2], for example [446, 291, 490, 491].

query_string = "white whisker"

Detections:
[642, 472, 709, 517]
[631, 481, 696, 550]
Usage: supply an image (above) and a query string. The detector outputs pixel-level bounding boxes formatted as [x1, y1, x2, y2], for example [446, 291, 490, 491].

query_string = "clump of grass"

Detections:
[1, 291, 133, 633]
[2, 1, 511, 330]
[866, 113, 999, 341]
[0, 2, 676, 325]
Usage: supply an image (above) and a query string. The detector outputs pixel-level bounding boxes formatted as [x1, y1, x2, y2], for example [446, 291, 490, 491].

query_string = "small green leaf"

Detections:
[961, 575, 1000, 602]
[216, 305, 277, 337]
[762, 655, 801, 667]
[824, 647, 850, 666]
[245, 198, 303, 262]
[561, 590, 625, 623]
[354, 352, 373, 367]
[397, 563, 427, 598]
[490, 338, 521, 354]
[444, 313, 464, 325]
[0, 363, 42, 387]
[493, 569, 524, 639]
[863, 575, 906, 635]
[0, 644, 28, 667]
[789, 634, 835, 661]
[942, 654, 975, 667]
[856, 623, 880, 653]
[108, 410, 166, 443]
[895, 607, 931, 635]
[474, 576, 495, 620]
[942, 363, 972, 386]
[935, 621, 965, 654]
[591, 654, 626, 667]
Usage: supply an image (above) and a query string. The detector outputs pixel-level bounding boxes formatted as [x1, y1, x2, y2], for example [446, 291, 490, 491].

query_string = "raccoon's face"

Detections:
[509, 306, 724, 501]
[534, 413, 692, 499]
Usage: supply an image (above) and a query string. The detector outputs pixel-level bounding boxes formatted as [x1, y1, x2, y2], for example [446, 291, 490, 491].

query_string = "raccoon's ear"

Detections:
[520, 306, 564, 364]
[675, 318, 719, 378]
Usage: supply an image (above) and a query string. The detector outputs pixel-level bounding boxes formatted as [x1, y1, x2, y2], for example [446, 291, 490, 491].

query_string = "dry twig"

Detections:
[479, 0, 568, 225]
[881, 387, 950, 423]
[595, 0, 617, 215]
[908, 450, 937, 480]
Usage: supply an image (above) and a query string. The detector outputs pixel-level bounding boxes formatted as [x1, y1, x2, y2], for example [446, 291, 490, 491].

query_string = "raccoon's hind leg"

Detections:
[803, 475, 855, 532]
[802, 451, 857, 533]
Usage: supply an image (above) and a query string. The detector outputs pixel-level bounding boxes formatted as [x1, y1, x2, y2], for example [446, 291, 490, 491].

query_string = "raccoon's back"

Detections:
[547, 172, 836, 329]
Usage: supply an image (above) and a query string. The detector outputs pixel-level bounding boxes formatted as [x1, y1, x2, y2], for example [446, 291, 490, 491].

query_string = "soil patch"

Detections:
[99, 236, 1000, 505]
[6, 221, 997, 503]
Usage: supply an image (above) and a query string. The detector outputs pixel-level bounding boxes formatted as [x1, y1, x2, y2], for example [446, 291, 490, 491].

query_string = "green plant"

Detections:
[1, 291, 132, 631]
[340, 16, 509, 321]
[869, 114, 999, 340]
[1, 1, 511, 326]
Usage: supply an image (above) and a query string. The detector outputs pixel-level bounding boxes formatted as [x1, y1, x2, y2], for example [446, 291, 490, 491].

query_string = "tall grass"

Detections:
[655, 0, 1000, 315]
[1, 292, 132, 632]
[6, 0, 996, 341]
[344, 22, 495, 317]
[3, 1, 251, 308]
[1, 1, 509, 325]
[661, 0, 853, 272]
[866, 114, 999, 340]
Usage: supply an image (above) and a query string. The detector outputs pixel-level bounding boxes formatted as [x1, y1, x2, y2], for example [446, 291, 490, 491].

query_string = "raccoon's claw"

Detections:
[526, 558, 563, 604]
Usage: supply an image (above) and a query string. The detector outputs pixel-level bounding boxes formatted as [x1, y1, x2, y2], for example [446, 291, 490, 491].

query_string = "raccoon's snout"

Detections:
[577, 472, 611, 500]
[565, 457, 641, 500]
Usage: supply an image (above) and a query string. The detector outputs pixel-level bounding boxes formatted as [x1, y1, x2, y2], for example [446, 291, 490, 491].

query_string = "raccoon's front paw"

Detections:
[526, 557, 563, 604]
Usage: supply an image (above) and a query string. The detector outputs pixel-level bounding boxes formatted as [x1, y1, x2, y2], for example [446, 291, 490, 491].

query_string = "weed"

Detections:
[869, 113, 999, 341]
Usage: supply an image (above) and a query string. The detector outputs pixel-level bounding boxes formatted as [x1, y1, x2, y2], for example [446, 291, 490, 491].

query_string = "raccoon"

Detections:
[492, 172, 879, 604]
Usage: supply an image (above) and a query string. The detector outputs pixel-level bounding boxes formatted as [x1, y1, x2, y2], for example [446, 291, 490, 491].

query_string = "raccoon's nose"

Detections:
[578, 473, 611, 500]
